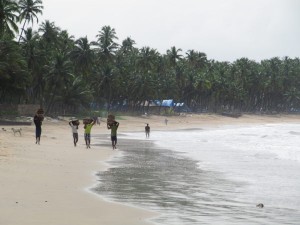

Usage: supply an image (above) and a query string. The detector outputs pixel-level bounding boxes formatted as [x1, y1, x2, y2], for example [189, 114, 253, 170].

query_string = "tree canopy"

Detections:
[1, 0, 300, 115]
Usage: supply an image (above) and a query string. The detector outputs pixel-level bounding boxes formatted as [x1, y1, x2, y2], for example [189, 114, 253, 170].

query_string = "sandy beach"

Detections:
[1, 114, 300, 225]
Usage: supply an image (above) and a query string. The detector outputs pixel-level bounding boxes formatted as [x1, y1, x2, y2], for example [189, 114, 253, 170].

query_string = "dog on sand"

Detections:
[11, 128, 22, 136]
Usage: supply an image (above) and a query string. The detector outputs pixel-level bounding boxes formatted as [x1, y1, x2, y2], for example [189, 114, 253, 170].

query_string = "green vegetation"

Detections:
[1, 0, 300, 115]
[0, 109, 19, 117]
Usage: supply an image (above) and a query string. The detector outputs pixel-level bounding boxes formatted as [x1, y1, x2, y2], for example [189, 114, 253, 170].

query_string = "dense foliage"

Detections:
[1, 0, 300, 114]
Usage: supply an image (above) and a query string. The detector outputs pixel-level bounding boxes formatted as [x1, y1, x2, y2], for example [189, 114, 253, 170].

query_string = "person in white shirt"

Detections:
[69, 121, 79, 147]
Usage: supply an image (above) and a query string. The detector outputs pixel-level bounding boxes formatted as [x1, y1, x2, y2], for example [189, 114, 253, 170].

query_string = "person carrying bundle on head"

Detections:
[107, 115, 119, 150]
[83, 118, 96, 149]
[69, 119, 79, 147]
[34, 108, 44, 145]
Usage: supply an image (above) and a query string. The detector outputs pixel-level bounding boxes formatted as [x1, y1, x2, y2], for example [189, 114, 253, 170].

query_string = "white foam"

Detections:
[139, 123, 300, 163]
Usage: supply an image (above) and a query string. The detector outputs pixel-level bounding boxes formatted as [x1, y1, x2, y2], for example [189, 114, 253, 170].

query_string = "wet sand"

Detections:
[93, 117, 300, 225]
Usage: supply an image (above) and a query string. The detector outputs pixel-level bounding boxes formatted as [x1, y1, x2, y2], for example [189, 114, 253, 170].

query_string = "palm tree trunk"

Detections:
[18, 21, 27, 43]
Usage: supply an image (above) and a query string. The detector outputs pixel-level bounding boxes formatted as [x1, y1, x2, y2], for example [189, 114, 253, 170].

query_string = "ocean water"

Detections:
[93, 123, 300, 225]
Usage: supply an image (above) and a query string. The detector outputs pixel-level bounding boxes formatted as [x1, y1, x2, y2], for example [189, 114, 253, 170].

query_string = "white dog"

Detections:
[11, 128, 22, 136]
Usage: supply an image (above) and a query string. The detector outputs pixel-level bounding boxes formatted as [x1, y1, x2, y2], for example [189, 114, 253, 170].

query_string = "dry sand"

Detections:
[1, 114, 300, 225]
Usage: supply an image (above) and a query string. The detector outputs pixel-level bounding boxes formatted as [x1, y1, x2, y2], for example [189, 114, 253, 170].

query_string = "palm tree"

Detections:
[130, 71, 157, 110]
[0, 39, 29, 103]
[166, 46, 182, 67]
[58, 30, 74, 48]
[165, 46, 183, 99]
[38, 20, 60, 46]
[91, 26, 119, 109]
[259, 57, 284, 111]
[120, 37, 136, 53]
[0, 0, 19, 38]
[94, 25, 119, 62]
[130, 46, 160, 109]
[137, 46, 159, 72]
[70, 36, 94, 77]
[91, 64, 116, 111]
[55, 76, 93, 113]
[18, 0, 43, 43]
[186, 50, 207, 69]
[19, 27, 44, 103]
[284, 87, 300, 110]
[44, 51, 73, 113]
[114, 37, 138, 105]
[20, 27, 39, 67]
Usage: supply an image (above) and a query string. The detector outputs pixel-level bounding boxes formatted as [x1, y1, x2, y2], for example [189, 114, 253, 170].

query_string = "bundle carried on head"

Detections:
[83, 118, 93, 125]
[71, 119, 80, 126]
[107, 114, 115, 125]
[36, 108, 44, 121]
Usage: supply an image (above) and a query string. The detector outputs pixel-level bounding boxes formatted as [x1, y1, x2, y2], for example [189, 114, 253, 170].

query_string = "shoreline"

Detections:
[1, 114, 300, 224]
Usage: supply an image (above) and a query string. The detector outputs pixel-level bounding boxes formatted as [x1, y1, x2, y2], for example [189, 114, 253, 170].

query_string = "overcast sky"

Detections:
[39, 0, 300, 62]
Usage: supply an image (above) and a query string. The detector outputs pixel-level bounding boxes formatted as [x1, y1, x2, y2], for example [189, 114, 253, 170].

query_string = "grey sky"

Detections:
[40, 0, 300, 62]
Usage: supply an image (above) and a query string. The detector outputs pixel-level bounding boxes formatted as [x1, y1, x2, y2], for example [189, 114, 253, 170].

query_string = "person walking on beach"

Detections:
[84, 119, 96, 149]
[107, 121, 119, 150]
[69, 121, 79, 147]
[145, 123, 150, 138]
[165, 118, 168, 125]
[34, 114, 42, 144]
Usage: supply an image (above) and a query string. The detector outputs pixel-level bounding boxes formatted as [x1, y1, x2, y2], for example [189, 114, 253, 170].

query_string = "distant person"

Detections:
[34, 114, 42, 144]
[84, 119, 96, 149]
[145, 123, 150, 138]
[165, 118, 168, 125]
[97, 117, 101, 125]
[107, 121, 119, 150]
[69, 121, 79, 147]
[93, 116, 98, 125]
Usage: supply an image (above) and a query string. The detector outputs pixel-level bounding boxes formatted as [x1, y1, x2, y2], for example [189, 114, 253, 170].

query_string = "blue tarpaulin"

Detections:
[161, 99, 174, 107]
[152, 100, 190, 112]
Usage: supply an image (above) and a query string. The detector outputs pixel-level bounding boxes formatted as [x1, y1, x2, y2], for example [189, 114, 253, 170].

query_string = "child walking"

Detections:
[69, 120, 79, 147]
[84, 119, 96, 149]
[107, 121, 119, 150]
